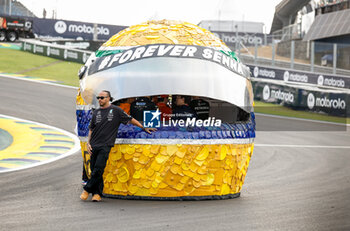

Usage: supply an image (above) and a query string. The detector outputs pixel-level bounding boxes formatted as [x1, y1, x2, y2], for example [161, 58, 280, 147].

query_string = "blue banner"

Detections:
[32, 18, 127, 41]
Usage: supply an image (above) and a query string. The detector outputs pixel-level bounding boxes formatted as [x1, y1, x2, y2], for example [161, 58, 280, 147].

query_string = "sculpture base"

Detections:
[103, 192, 240, 201]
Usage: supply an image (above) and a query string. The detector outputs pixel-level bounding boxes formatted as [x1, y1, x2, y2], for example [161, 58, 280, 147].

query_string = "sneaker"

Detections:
[92, 194, 101, 202]
[80, 190, 89, 201]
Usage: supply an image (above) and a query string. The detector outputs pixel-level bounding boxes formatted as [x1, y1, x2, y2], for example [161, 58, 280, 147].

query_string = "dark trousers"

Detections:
[83, 146, 111, 196]
[82, 162, 89, 181]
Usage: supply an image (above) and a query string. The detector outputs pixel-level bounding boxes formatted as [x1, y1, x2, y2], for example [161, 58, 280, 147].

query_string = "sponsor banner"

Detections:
[251, 65, 278, 79]
[45, 40, 104, 51]
[212, 31, 272, 47]
[32, 44, 45, 54]
[316, 74, 347, 88]
[300, 90, 348, 117]
[252, 81, 349, 117]
[252, 81, 299, 106]
[22, 41, 92, 64]
[32, 18, 126, 41]
[22, 42, 33, 52]
[88, 44, 242, 76]
[248, 65, 350, 89]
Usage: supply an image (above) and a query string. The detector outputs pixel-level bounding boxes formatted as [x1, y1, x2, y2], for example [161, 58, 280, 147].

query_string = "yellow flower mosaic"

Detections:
[81, 142, 253, 198]
[101, 20, 227, 49]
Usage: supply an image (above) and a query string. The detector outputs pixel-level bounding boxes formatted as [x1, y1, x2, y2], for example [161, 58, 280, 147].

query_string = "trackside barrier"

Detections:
[248, 64, 350, 90]
[20, 39, 93, 64]
[252, 79, 350, 117]
[249, 64, 350, 117]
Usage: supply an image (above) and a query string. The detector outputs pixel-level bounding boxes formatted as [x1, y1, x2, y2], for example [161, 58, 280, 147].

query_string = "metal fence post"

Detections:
[93, 23, 98, 41]
[9, 0, 12, 15]
[238, 41, 241, 56]
[311, 41, 314, 72]
[235, 25, 238, 52]
[272, 42, 275, 66]
[254, 40, 258, 65]
[291, 40, 295, 69]
[333, 43, 337, 74]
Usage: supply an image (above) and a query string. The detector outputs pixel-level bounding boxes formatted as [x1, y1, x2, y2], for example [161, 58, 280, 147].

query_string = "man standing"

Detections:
[80, 90, 155, 202]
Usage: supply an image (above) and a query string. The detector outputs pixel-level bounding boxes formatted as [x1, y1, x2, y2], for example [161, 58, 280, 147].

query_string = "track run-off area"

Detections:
[0, 76, 349, 230]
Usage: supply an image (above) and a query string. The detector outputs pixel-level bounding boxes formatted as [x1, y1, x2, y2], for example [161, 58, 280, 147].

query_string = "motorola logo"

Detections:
[270, 89, 294, 103]
[55, 21, 67, 34]
[318, 75, 345, 88]
[316, 96, 346, 109]
[254, 66, 275, 78]
[262, 85, 270, 101]
[284, 71, 308, 83]
[253, 66, 259, 77]
[307, 93, 315, 109]
[283, 71, 289, 82]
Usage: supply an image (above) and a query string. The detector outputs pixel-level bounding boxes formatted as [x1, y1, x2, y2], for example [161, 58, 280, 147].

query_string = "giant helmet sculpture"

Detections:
[76, 20, 255, 200]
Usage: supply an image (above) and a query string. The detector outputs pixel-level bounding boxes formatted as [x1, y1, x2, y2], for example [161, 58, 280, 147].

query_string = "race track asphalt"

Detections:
[0, 77, 349, 231]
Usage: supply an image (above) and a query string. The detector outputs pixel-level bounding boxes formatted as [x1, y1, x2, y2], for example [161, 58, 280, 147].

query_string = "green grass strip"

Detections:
[254, 101, 349, 124]
[0, 49, 80, 87]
